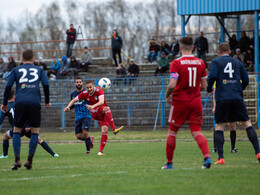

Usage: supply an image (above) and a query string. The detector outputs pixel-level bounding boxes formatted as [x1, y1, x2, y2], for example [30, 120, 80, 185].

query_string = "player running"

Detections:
[162, 36, 211, 169]
[67, 77, 94, 154]
[0, 89, 58, 159]
[1, 49, 50, 170]
[64, 80, 123, 156]
[207, 42, 260, 164]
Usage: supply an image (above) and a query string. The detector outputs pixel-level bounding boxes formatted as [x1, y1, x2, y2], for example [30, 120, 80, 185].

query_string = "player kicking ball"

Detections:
[64, 80, 123, 155]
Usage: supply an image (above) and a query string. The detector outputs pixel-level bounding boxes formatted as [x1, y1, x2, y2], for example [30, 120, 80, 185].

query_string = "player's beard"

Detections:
[76, 84, 83, 91]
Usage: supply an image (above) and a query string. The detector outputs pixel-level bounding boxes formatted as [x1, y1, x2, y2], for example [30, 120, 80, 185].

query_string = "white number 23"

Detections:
[19, 68, 39, 83]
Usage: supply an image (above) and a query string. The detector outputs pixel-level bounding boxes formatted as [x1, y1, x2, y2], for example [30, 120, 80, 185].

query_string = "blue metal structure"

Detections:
[177, 0, 260, 128]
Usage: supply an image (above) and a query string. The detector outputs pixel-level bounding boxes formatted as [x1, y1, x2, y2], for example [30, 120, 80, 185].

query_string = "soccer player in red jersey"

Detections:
[162, 36, 211, 169]
[64, 80, 123, 155]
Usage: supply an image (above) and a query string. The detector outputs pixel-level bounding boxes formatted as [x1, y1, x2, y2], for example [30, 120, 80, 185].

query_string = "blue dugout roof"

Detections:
[177, 0, 260, 15]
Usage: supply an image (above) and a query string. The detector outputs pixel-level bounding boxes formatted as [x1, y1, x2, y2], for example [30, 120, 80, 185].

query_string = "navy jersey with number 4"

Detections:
[207, 55, 249, 102]
[71, 90, 91, 121]
[3, 63, 49, 106]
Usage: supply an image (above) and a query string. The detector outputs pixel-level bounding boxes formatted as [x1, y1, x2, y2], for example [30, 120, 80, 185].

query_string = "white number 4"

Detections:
[224, 62, 234, 78]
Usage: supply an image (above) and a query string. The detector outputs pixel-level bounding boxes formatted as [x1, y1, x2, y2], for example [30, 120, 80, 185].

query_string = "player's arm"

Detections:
[165, 78, 177, 104]
[1, 71, 15, 113]
[240, 64, 249, 90]
[207, 60, 218, 95]
[70, 94, 75, 110]
[64, 97, 79, 112]
[87, 95, 105, 110]
[212, 87, 216, 114]
[200, 78, 207, 91]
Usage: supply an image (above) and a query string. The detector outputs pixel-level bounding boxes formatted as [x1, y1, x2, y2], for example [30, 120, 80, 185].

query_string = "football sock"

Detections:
[246, 126, 260, 154]
[29, 133, 39, 156]
[85, 137, 91, 151]
[194, 134, 210, 158]
[99, 132, 108, 152]
[3, 140, 9, 156]
[28, 154, 34, 164]
[104, 110, 116, 131]
[230, 131, 236, 149]
[40, 141, 55, 156]
[215, 130, 224, 159]
[213, 131, 217, 148]
[13, 132, 21, 161]
[166, 132, 176, 164]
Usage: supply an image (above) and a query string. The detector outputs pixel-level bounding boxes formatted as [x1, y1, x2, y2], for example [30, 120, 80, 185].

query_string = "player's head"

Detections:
[75, 77, 83, 91]
[8, 88, 15, 101]
[179, 36, 193, 52]
[217, 42, 231, 55]
[85, 80, 95, 94]
[22, 49, 34, 62]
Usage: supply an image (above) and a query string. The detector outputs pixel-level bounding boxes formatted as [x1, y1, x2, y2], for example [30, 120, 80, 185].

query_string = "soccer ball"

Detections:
[98, 78, 111, 90]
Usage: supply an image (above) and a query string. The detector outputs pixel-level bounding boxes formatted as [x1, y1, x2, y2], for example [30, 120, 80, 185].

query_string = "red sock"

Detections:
[194, 134, 210, 158]
[99, 132, 108, 152]
[104, 110, 116, 131]
[166, 132, 176, 163]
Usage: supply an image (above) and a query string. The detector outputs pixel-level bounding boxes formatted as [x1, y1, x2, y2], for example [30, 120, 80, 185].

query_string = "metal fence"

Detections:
[0, 75, 258, 131]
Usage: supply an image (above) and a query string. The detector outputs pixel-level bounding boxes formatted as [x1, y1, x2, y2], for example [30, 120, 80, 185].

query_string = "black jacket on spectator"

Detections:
[159, 43, 170, 53]
[7, 57, 16, 71]
[229, 37, 238, 52]
[117, 66, 126, 77]
[194, 36, 208, 52]
[112, 31, 123, 49]
[238, 36, 250, 53]
[38, 62, 47, 70]
[170, 42, 180, 53]
[70, 56, 80, 69]
[128, 63, 139, 77]
[66, 28, 76, 44]
[149, 44, 160, 53]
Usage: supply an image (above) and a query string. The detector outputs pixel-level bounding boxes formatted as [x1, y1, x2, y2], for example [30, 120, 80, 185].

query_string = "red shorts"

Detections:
[90, 105, 109, 128]
[168, 98, 203, 132]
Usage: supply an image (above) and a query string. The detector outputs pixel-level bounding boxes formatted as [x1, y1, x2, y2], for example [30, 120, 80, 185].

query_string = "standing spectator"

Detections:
[233, 48, 245, 63]
[244, 48, 254, 72]
[37, 57, 47, 71]
[194, 32, 208, 66]
[66, 24, 76, 58]
[154, 52, 169, 76]
[238, 31, 250, 53]
[3, 56, 17, 80]
[147, 39, 160, 63]
[57, 56, 69, 79]
[170, 38, 180, 57]
[125, 59, 139, 85]
[67, 56, 80, 77]
[47, 57, 61, 79]
[111, 29, 123, 67]
[158, 39, 170, 59]
[0, 58, 7, 78]
[229, 34, 238, 55]
[115, 63, 126, 85]
[81, 46, 92, 72]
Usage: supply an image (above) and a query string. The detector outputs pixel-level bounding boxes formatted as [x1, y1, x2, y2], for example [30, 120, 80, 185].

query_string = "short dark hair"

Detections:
[180, 37, 193, 51]
[85, 80, 94, 85]
[8, 88, 15, 100]
[75, 77, 83, 82]
[22, 49, 34, 61]
[218, 42, 230, 54]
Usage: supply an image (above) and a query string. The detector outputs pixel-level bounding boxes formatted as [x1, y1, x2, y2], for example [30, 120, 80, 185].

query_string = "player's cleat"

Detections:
[161, 163, 173, 170]
[0, 155, 8, 159]
[90, 136, 94, 149]
[231, 148, 238, 153]
[11, 162, 21, 170]
[97, 151, 105, 156]
[202, 157, 211, 169]
[256, 153, 260, 163]
[113, 126, 124, 135]
[212, 148, 218, 153]
[86, 151, 91, 155]
[54, 154, 59, 157]
[24, 161, 32, 170]
[214, 158, 225, 165]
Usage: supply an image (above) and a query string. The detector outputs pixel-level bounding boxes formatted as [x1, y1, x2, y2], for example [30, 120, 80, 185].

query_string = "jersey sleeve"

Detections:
[170, 61, 179, 79]
[97, 88, 105, 97]
[0, 111, 6, 125]
[77, 91, 86, 101]
[207, 60, 218, 93]
[3, 70, 16, 106]
[240, 63, 249, 90]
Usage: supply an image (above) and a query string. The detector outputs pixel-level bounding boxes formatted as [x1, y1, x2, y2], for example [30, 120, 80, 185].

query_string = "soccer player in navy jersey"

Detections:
[162, 36, 211, 169]
[207, 42, 260, 164]
[0, 89, 58, 159]
[1, 49, 50, 170]
[68, 77, 94, 154]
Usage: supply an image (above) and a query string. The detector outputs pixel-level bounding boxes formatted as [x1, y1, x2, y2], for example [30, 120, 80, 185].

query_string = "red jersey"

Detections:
[170, 55, 207, 102]
[77, 87, 107, 106]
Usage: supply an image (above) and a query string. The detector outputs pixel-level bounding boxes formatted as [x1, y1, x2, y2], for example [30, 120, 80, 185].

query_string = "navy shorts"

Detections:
[215, 99, 249, 124]
[14, 103, 41, 128]
[75, 117, 91, 134]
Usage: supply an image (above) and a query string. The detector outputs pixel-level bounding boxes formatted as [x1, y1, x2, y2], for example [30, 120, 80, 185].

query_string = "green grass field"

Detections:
[0, 130, 259, 195]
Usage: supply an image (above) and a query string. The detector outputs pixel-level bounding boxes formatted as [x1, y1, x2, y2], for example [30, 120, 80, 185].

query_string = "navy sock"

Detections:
[215, 130, 224, 159]
[246, 126, 260, 154]
[213, 131, 217, 148]
[3, 140, 9, 156]
[13, 132, 21, 161]
[40, 141, 55, 156]
[85, 137, 91, 151]
[230, 131, 236, 149]
[29, 133, 39, 156]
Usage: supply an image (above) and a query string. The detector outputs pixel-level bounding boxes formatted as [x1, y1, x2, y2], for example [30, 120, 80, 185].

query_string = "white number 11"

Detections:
[188, 67, 197, 87]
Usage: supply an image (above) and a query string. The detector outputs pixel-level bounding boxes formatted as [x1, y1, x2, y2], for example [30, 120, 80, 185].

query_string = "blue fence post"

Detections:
[161, 76, 166, 127]
[181, 15, 185, 37]
[61, 104, 66, 129]
[127, 102, 132, 127]
[154, 90, 163, 132]
[236, 15, 241, 40]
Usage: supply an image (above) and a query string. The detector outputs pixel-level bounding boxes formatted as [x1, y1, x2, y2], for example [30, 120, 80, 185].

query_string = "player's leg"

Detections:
[82, 117, 92, 154]
[102, 106, 123, 135]
[229, 122, 237, 153]
[214, 123, 226, 164]
[37, 137, 58, 157]
[97, 123, 108, 155]
[213, 131, 218, 153]
[12, 126, 22, 170]
[0, 131, 12, 158]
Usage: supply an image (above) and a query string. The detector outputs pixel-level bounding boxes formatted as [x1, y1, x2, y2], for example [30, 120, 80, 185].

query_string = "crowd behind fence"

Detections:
[0, 75, 258, 131]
